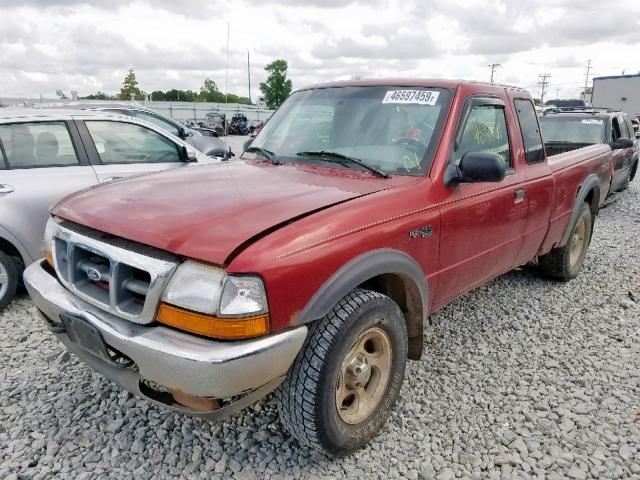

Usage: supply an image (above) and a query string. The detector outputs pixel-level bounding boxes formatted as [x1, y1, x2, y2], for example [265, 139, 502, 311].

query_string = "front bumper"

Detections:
[24, 260, 307, 419]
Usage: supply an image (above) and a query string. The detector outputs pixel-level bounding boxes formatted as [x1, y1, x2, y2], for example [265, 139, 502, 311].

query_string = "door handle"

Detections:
[0, 184, 14, 194]
[104, 176, 123, 182]
[514, 188, 526, 203]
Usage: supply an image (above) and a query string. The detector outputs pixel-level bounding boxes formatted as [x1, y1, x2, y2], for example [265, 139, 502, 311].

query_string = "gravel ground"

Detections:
[1, 183, 639, 480]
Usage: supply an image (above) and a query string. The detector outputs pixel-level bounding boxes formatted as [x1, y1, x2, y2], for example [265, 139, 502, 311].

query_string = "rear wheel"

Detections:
[539, 202, 593, 281]
[276, 289, 407, 455]
[629, 160, 638, 183]
[0, 250, 18, 310]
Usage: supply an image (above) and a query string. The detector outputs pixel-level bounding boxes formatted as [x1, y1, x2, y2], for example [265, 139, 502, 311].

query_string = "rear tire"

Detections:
[539, 201, 593, 281]
[0, 250, 18, 310]
[276, 289, 407, 455]
[630, 160, 638, 183]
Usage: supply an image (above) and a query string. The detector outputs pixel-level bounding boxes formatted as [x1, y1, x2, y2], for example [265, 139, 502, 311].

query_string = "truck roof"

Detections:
[298, 78, 529, 93]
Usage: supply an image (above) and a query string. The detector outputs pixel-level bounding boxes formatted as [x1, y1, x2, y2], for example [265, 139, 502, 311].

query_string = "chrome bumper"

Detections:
[24, 260, 307, 418]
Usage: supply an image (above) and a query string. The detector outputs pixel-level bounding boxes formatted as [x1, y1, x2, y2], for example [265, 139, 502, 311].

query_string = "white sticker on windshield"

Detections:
[581, 119, 604, 124]
[382, 90, 440, 106]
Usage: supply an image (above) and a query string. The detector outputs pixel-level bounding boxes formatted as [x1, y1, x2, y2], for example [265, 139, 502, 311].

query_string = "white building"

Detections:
[591, 73, 640, 118]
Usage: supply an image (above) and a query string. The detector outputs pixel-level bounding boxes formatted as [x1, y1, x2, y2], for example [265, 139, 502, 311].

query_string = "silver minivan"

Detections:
[0, 108, 222, 309]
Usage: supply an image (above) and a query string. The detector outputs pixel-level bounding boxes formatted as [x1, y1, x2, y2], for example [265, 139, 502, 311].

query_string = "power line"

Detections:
[583, 59, 592, 101]
[488, 63, 501, 83]
[538, 73, 551, 104]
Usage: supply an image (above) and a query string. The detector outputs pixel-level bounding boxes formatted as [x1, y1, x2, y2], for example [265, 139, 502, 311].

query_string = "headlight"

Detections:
[43, 216, 60, 267]
[219, 276, 267, 316]
[161, 261, 225, 314]
[158, 261, 269, 339]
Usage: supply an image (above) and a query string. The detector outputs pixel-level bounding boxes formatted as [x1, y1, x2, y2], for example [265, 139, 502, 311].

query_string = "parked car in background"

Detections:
[203, 112, 226, 135]
[26, 79, 611, 455]
[41, 103, 232, 159]
[543, 99, 593, 111]
[0, 108, 222, 309]
[228, 114, 250, 135]
[539, 108, 637, 193]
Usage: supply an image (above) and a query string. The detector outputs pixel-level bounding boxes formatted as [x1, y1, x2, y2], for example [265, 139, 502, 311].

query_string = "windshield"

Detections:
[247, 86, 451, 176]
[540, 116, 606, 144]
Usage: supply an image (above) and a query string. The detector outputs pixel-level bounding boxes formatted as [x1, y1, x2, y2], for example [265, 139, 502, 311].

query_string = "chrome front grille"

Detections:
[51, 223, 178, 324]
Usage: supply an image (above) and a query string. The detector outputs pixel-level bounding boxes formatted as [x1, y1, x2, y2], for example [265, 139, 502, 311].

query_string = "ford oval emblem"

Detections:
[87, 267, 102, 282]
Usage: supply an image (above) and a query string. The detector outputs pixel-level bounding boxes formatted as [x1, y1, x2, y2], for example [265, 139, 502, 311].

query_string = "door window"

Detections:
[611, 117, 622, 141]
[0, 122, 80, 169]
[85, 121, 181, 164]
[514, 99, 545, 163]
[453, 104, 511, 166]
[131, 111, 181, 137]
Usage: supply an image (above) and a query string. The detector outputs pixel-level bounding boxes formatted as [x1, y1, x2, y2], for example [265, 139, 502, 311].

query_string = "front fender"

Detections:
[295, 248, 429, 359]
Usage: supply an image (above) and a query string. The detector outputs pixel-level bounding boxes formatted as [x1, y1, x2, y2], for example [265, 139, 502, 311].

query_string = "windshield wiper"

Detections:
[245, 146, 281, 165]
[296, 150, 389, 178]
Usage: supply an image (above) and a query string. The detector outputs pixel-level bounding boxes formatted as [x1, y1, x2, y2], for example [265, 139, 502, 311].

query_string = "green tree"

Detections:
[81, 91, 116, 100]
[119, 68, 143, 100]
[259, 59, 292, 109]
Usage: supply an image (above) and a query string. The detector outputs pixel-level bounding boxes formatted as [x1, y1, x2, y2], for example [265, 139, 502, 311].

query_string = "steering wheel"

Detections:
[394, 138, 427, 171]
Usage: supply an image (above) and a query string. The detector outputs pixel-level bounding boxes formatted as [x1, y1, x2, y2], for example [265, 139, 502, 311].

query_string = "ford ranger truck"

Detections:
[24, 80, 612, 455]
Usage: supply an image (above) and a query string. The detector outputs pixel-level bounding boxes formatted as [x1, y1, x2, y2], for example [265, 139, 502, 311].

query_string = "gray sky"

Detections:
[1, 0, 639, 100]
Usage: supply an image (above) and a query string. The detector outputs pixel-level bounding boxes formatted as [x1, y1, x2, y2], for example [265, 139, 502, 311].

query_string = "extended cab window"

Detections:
[0, 122, 80, 169]
[453, 104, 511, 166]
[514, 99, 545, 164]
[85, 121, 181, 164]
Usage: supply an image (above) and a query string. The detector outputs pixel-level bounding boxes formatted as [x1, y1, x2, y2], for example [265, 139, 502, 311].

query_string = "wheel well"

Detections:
[0, 237, 25, 271]
[631, 159, 638, 182]
[359, 273, 424, 360]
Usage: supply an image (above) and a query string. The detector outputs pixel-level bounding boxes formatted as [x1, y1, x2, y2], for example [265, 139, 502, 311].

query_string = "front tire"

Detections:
[0, 250, 18, 310]
[276, 289, 408, 455]
[539, 201, 593, 281]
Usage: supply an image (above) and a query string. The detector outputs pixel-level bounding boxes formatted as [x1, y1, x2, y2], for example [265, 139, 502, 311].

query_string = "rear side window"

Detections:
[0, 122, 80, 169]
[619, 116, 631, 138]
[514, 99, 545, 164]
[453, 104, 511, 166]
[85, 121, 181, 164]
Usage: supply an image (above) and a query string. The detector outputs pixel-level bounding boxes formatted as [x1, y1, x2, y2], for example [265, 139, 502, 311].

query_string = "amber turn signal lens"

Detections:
[45, 248, 54, 268]
[156, 303, 269, 340]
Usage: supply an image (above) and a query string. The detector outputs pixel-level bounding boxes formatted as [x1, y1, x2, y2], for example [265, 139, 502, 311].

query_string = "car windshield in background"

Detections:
[247, 86, 451, 176]
[540, 116, 606, 144]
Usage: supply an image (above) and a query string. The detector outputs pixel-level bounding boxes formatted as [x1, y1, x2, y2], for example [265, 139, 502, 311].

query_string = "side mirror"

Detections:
[444, 152, 506, 187]
[611, 137, 634, 149]
[181, 146, 198, 163]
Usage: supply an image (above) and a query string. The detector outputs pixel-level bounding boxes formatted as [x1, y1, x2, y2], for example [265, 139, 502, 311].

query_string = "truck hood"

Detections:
[53, 160, 398, 265]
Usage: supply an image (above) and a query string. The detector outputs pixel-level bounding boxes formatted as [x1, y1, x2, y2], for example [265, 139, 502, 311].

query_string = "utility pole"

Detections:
[538, 73, 551, 104]
[555, 88, 560, 99]
[247, 50, 251, 105]
[488, 63, 501, 83]
[224, 21, 230, 136]
[583, 59, 592, 101]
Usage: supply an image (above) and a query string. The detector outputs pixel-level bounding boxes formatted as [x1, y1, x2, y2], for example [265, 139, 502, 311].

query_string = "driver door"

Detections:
[433, 97, 528, 306]
[75, 119, 186, 183]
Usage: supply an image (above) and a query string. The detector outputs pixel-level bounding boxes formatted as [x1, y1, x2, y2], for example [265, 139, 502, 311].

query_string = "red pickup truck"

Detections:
[25, 80, 611, 455]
